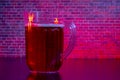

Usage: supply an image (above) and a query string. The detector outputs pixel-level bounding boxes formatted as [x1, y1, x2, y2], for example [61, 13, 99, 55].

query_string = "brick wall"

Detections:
[0, 0, 120, 58]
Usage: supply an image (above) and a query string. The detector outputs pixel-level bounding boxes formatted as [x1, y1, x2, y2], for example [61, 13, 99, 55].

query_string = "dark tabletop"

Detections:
[0, 56, 120, 80]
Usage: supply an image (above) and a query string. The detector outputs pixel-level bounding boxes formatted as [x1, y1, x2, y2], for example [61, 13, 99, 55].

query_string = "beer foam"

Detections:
[25, 23, 64, 27]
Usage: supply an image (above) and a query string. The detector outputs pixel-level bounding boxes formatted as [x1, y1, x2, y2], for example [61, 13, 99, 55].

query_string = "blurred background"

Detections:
[0, 0, 120, 58]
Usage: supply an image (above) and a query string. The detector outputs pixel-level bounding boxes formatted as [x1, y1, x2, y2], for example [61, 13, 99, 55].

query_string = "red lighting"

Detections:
[27, 13, 34, 31]
[54, 18, 59, 24]
[28, 13, 34, 22]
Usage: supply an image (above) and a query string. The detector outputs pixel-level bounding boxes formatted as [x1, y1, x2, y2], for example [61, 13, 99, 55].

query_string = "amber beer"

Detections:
[25, 24, 64, 72]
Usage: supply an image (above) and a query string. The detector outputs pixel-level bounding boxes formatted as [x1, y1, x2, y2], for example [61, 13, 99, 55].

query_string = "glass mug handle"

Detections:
[63, 22, 77, 60]
[49, 22, 76, 68]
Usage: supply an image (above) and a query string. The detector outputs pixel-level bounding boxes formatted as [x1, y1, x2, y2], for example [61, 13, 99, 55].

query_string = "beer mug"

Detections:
[25, 22, 76, 73]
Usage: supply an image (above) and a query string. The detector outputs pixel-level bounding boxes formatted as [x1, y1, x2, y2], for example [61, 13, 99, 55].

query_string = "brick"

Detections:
[0, 0, 120, 58]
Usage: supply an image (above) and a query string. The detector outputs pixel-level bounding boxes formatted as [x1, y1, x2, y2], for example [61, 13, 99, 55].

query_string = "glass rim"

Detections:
[25, 23, 64, 27]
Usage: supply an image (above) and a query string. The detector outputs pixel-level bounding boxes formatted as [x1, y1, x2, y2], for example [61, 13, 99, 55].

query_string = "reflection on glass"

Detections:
[27, 72, 61, 80]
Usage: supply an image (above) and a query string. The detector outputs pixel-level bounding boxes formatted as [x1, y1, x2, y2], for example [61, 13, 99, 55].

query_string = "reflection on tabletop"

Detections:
[28, 72, 61, 80]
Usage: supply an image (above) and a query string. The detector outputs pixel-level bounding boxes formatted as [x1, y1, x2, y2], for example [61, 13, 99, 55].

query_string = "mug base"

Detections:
[30, 70, 59, 74]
